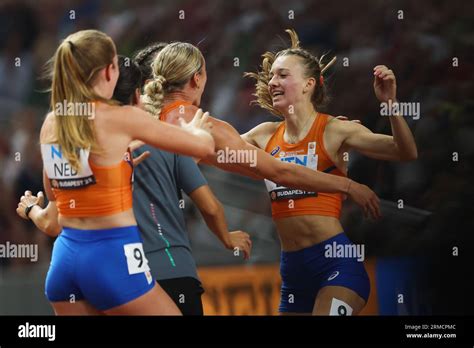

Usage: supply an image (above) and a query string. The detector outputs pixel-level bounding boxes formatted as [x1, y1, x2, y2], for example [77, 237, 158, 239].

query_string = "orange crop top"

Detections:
[159, 100, 193, 123]
[41, 144, 133, 218]
[264, 113, 346, 219]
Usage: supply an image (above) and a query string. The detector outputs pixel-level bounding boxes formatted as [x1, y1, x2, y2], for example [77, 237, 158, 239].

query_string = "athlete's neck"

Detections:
[92, 83, 113, 100]
[283, 102, 318, 143]
[164, 90, 199, 107]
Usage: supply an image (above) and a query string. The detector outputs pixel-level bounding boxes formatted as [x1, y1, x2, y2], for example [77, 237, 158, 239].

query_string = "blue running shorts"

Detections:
[279, 232, 370, 313]
[45, 225, 155, 311]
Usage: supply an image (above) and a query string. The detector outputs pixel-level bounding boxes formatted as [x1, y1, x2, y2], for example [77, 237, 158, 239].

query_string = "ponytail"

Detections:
[48, 30, 117, 171]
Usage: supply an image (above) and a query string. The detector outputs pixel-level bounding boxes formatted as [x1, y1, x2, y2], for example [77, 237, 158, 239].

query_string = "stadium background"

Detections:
[0, 0, 473, 315]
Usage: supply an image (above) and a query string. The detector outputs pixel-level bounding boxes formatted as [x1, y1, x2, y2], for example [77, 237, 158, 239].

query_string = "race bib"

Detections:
[265, 142, 319, 201]
[329, 298, 353, 316]
[123, 243, 151, 275]
[41, 144, 96, 189]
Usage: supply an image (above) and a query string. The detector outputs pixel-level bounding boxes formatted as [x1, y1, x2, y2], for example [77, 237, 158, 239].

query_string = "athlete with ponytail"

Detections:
[19, 55, 252, 315]
[242, 29, 417, 315]
[136, 42, 381, 221]
[17, 30, 215, 315]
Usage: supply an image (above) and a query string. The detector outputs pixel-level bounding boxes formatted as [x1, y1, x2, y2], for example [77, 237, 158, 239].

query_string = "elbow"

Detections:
[409, 149, 418, 161]
[205, 142, 216, 158]
[200, 199, 222, 218]
[192, 144, 214, 160]
[399, 148, 418, 161]
[197, 188, 223, 218]
[44, 222, 61, 237]
[197, 138, 216, 160]
[394, 141, 418, 161]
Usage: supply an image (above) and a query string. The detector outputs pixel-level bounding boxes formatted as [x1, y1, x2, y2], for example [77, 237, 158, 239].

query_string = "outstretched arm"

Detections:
[250, 142, 381, 219]
[172, 107, 381, 219]
[114, 106, 216, 160]
[217, 121, 381, 219]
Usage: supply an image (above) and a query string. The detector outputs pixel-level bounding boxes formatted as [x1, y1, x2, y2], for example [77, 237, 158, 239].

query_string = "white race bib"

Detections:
[41, 144, 96, 189]
[123, 243, 151, 275]
[265, 143, 319, 201]
[329, 298, 353, 316]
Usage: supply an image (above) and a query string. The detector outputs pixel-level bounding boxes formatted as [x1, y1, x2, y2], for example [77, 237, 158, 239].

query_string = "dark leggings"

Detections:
[157, 277, 204, 315]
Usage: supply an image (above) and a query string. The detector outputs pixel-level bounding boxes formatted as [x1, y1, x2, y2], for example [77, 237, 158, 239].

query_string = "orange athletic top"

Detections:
[159, 100, 193, 122]
[264, 113, 346, 220]
[41, 144, 134, 218]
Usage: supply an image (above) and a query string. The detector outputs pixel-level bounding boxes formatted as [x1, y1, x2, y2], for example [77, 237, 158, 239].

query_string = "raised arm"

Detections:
[325, 65, 417, 162]
[331, 118, 417, 161]
[113, 106, 215, 160]
[348, 64, 418, 161]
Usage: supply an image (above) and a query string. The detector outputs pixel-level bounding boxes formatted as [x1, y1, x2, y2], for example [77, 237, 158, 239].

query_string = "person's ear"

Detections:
[133, 88, 141, 106]
[304, 77, 316, 94]
[192, 71, 200, 89]
[104, 63, 114, 82]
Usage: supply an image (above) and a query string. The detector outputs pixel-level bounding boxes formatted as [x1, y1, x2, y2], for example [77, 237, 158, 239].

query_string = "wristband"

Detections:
[24, 204, 37, 219]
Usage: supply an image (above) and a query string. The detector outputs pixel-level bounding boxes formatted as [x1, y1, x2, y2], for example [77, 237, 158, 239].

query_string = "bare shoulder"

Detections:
[325, 115, 364, 135]
[251, 121, 281, 135]
[40, 112, 56, 143]
[166, 104, 198, 124]
[325, 115, 373, 151]
[96, 104, 141, 127]
[242, 121, 281, 148]
[325, 115, 345, 131]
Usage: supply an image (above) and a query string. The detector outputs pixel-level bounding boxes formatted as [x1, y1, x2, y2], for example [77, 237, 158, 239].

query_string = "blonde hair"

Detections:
[245, 29, 337, 118]
[49, 29, 117, 171]
[142, 42, 204, 117]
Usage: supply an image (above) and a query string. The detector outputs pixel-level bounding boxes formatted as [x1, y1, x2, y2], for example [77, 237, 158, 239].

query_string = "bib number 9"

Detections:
[329, 298, 353, 316]
[338, 305, 347, 316]
[124, 243, 150, 275]
[134, 248, 143, 267]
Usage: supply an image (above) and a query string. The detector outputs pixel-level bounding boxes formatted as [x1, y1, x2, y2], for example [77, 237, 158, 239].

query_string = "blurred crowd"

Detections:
[0, 0, 472, 274]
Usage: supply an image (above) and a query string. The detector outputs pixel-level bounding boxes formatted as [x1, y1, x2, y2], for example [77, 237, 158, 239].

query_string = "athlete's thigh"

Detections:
[103, 282, 182, 315]
[51, 300, 103, 315]
[312, 285, 366, 316]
